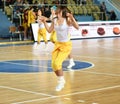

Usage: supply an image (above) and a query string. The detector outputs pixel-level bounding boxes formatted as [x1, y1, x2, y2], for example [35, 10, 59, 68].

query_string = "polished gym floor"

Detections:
[0, 37, 120, 104]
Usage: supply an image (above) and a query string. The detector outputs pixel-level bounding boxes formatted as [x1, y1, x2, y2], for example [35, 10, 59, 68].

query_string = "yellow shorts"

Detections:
[52, 41, 72, 71]
[38, 28, 47, 43]
[50, 30, 57, 43]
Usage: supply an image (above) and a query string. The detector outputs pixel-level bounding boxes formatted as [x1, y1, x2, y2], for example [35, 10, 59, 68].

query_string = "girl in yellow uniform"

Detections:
[36, 8, 48, 50]
[27, 7, 36, 28]
[49, 6, 57, 43]
[22, 8, 29, 40]
[41, 6, 79, 91]
[50, 6, 75, 69]
[27, 7, 36, 40]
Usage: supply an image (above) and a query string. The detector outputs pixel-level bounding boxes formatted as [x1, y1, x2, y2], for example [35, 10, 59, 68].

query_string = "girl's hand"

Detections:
[66, 13, 73, 19]
[39, 16, 48, 23]
[66, 13, 79, 30]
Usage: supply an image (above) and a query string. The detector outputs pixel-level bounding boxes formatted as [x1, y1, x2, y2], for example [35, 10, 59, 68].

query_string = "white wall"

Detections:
[31, 21, 120, 41]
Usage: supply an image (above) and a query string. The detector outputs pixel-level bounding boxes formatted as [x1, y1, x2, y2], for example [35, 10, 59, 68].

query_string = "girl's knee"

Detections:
[52, 61, 62, 70]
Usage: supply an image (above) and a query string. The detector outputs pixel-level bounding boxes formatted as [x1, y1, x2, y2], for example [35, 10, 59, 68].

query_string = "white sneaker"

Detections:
[55, 80, 65, 91]
[67, 61, 75, 69]
[33, 43, 39, 49]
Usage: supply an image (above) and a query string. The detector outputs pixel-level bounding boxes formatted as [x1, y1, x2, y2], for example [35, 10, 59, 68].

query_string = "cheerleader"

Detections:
[27, 6, 36, 40]
[41, 6, 79, 91]
[36, 8, 48, 50]
[50, 6, 75, 69]
[22, 8, 29, 40]
[49, 6, 57, 43]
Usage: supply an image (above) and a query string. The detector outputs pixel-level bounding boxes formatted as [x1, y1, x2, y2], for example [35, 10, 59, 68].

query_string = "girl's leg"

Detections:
[52, 50, 69, 91]
[67, 53, 75, 69]
[37, 29, 42, 44]
[52, 42, 72, 91]
[42, 29, 48, 51]
[54, 70, 65, 91]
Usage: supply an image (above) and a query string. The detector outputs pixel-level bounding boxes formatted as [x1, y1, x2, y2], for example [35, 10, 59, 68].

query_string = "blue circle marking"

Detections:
[0, 60, 93, 73]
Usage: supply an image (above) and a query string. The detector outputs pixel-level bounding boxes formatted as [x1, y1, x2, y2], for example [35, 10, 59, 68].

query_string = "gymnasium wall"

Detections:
[31, 21, 120, 41]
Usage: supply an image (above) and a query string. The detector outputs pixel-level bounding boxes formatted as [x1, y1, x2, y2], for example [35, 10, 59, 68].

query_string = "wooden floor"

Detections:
[0, 37, 120, 104]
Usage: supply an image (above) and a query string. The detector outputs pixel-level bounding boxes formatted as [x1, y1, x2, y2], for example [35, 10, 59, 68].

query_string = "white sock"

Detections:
[55, 76, 65, 91]
[57, 76, 65, 83]
[69, 58, 74, 63]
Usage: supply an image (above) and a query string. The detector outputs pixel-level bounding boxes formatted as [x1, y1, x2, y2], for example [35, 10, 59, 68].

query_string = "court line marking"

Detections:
[0, 61, 50, 69]
[0, 60, 120, 77]
[0, 85, 56, 97]
[0, 60, 94, 73]
[11, 96, 56, 104]
[11, 85, 120, 104]
[74, 55, 120, 61]
[0, 70, 119, 77]
[80, 70, 120, 77]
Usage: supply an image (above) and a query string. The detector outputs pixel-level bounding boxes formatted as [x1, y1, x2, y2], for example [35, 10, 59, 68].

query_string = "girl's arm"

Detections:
[67, 13, 79, 30]
[40, 16, 54, 33]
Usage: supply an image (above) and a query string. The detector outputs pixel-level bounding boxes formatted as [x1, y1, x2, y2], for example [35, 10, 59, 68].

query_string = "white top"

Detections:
[54, 19, 70, 42]
[38, 22, 45, 29]
[37, 16, 45, 29]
